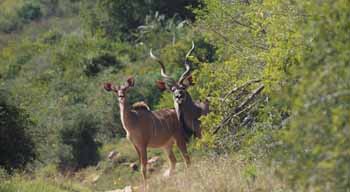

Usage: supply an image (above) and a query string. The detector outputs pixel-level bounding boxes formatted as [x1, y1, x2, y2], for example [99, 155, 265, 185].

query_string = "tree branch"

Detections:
[223, 79, 261, 100]
[213, 84, 264, 134]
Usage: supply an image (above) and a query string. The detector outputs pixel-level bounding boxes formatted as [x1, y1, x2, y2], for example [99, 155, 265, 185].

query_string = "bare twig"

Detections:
[223, 79, 261, 100]
[231, 18, 256, 30]
[213, 84, 264, 134]
[236, 84, 264, 112]
[213, 99, 259, 134]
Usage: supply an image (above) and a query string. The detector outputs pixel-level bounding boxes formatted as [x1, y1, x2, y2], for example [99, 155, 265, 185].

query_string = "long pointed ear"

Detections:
[104, 83, 119, 92]
[104, 83, 113, 92]
[126, 76, 135, 87]
[182, 75, 194, 88]
[156, 80, 167, 91]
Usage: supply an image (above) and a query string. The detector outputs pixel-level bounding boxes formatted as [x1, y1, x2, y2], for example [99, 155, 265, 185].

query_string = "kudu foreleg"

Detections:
[163, 146, 176, 177]
[175, 139, 191, 168]
[139, 147, 148, 191]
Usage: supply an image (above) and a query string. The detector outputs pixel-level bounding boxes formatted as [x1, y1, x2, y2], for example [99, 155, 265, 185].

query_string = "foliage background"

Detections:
[0, 0, 349, 191]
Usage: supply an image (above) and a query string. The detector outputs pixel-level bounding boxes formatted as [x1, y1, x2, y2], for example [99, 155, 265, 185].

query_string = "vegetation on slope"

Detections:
[0, 0, 349, 191]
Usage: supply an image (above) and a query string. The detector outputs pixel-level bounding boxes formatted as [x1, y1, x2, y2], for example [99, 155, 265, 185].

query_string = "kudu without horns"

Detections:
[104, 77, 191, 189]
[150, 41, 209, 141]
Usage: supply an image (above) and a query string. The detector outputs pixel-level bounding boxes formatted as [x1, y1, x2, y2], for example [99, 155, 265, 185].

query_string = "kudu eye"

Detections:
[171, 86, 177, 92]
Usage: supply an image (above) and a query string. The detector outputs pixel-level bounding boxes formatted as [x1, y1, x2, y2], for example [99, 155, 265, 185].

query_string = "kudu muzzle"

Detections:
[173, 88, 186, 104]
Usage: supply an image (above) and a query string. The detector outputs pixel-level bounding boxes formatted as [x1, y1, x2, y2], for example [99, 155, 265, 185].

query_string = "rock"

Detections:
[92, 174, 100, 183]
[108, 150, 118, 160]
[105, 185, 133, 192]
[163, 169, 172, 177]
[124, 186, 132, 192]
[105, 190, 123, 192]
[147, 156, 160, 164]
[129, 163, 138, 171]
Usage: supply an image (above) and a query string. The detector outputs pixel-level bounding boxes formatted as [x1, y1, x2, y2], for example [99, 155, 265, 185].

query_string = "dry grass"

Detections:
[148, 156, 290, 192]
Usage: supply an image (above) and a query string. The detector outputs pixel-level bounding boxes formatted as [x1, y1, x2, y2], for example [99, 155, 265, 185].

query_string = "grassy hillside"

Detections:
[2, 140, 287, 192]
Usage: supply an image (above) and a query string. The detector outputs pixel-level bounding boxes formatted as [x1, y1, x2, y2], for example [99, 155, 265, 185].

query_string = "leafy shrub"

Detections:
[80, 0, 201, 40]
[0, 167, 9, 181]
[0, 1, 44, 33]
[194, 0, 350, 190]
[58, 113, 101, 171]
[84, 53, 122, 76]
[17, 2, 42, 23]
[40, 30, 63, 45]
[267, 1, 350, 190]
[0, 91, 36, 172]
[154, 0, 202, 21]
[0, 13, 20, 33]
[80, 0, 149, 40]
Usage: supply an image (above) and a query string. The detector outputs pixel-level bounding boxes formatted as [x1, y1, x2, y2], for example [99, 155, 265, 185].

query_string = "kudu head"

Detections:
[103, 77, 135, 98]
[150, 41, 195, 105]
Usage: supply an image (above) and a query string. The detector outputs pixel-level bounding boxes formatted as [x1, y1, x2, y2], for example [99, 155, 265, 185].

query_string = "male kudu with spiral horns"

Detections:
[150, 41, 209, 142]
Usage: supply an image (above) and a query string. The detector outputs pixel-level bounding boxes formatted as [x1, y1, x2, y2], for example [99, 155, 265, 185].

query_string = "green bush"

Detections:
[17, 2, 42, 23]
[0, 1, 43, 33]
[58, 113, 101, 171]
[84, 52, 122, 76]
[80, 0, 201, 40]
[268, 1, 350, 190]
[193, 0, 350, 190]
[0, 91, 36, 172]
[0, 13, 20, 33]
[0, 167, 9, 181]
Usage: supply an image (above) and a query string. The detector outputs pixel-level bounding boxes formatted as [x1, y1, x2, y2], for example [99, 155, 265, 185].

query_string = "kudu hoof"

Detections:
[163, 169, 174, 177]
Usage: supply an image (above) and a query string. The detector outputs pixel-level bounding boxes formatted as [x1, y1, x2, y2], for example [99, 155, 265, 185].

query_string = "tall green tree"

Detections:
[193, 0, 350, 190]
[271, 0, 350, 190]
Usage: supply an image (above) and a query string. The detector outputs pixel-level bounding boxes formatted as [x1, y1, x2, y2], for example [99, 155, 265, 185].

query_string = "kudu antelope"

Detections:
[150, 42, 209, 140]
[103, 77, 191, 188]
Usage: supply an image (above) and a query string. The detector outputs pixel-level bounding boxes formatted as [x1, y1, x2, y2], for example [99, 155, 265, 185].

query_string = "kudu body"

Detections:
[150, 41, 209, 140]
[104, 77, 190, 189]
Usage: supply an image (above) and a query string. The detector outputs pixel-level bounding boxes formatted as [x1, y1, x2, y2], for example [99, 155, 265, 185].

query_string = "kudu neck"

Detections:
[176, 91, 194, 113]
[118, 95, 134, 131]
[181, 91, 194, 106]
[118, 96, 128, 112]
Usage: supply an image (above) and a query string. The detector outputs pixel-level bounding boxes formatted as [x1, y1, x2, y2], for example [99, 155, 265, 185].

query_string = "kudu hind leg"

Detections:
[133, 144, 141, 161]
